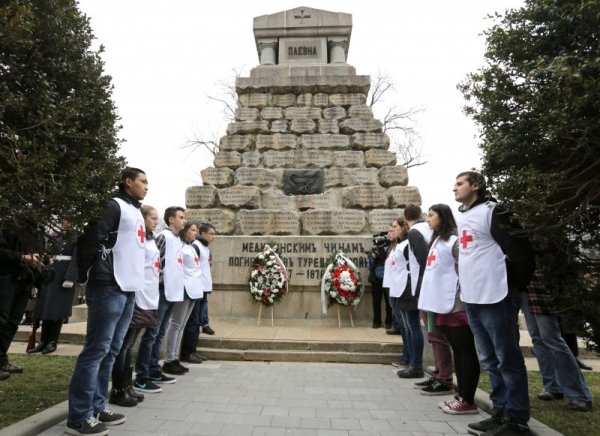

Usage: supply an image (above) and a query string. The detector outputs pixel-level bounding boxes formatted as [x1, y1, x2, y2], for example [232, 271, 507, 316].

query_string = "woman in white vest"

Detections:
[419, 204, 480, 415]
[383, 218, 413, 369]
[162, 222, 204, 375]
[111, 205, 161, 406]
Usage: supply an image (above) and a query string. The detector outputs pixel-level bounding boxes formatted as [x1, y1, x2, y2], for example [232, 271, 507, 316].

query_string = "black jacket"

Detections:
[0, 225, 24, 277]
[77, 190, 142, 285]
[459, 196, 535, 292]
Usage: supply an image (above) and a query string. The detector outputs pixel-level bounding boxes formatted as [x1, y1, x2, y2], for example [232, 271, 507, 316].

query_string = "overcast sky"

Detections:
[78, 0, 524, 216]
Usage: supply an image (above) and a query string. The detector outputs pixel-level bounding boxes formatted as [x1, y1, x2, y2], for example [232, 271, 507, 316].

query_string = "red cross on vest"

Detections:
[460, 230, 474, 249]
[137, 225, 146, 244]
[427, 252, 436, 266]
[154, 259, 160, 271]
[193, 256, 199, 265]
[177, 256, 183, 265]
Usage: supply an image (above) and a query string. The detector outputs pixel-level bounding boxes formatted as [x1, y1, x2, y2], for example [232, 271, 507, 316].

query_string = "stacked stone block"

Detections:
[186, 84, 422, 236]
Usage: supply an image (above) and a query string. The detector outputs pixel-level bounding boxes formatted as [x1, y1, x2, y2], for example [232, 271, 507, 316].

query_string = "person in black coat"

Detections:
[29, 225, 78, 355]
[0, 222, 44, 379]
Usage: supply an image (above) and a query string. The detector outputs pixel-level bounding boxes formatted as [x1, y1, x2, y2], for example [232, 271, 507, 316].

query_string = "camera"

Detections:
[365, 232, 390, 259]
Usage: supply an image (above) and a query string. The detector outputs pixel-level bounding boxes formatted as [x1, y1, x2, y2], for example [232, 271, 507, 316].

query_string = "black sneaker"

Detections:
[467, 409, 504, 435]
[149, 370, 176, 384]
[536, 390, 564, 401]
[391, 357, 409, 368]
[194, 352, 208, 361]
[0, 370, 10, 381]
[162, 360, 186, 375]
[414, 377, 436, 389]
[566, 399, 592, 412]
[66, 416, 108, 435]
[396, 367, 424, 379]
[133, 377, 162, 393]
[174, 359, 190, 372]
[420, 380, 453, 396]
[181, 354, 204, 364]
[95, 409, 126, 426]
[481, 416, 531, 435]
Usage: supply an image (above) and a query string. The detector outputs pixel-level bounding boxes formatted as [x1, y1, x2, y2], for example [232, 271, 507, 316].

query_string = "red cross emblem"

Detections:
[177, 256, 183, 266]
[460, 230, 474, 249]
[391, 260, 396, 267]
[154, 259, 160, 271]
[137, 225, 146, 244]
[427, 252, 436, 266]
[193, 256, 199, 265]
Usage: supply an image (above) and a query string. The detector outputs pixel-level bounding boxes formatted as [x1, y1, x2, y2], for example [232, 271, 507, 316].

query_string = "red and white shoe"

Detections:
[442, 396, 478, 415]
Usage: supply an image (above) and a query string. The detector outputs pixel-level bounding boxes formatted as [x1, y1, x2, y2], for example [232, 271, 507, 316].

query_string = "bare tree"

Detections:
[183, 67, 245, 158]
[368, 70, 426, 168]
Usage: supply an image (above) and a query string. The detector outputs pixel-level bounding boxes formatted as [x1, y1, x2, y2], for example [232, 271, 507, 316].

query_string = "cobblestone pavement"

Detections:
[38, 361, 559, 436]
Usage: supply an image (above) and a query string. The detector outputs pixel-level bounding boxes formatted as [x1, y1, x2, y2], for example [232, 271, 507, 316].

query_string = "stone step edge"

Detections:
[197, 347, 399, 364]
[200, 337, 403, 353]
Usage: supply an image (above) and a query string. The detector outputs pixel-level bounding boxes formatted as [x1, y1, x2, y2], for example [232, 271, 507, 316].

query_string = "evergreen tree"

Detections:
[460, 0, 599, 349]
[0, 0, 124, 246]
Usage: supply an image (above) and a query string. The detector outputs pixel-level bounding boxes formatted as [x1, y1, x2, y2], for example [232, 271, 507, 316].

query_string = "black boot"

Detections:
[28, 320, 51, 354]
[109, 371, 138, 407]
[126, 367, 144, 403]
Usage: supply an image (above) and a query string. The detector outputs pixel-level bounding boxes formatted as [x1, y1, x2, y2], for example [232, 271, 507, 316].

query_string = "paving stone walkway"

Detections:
[38, 361, 560, 436]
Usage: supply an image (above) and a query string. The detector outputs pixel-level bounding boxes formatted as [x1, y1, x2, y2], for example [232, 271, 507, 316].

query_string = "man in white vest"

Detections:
[135, 207, 186, 386]
[454, 171, 535, 436]
[396, 205, 433, 379]
[67, 167, 148, 436]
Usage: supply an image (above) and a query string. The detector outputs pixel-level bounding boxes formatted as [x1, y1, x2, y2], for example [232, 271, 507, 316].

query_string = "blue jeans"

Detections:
[399, 309, 423, 369]
[67, 284, 134, 425]
[465, 291, 530, 422]
[389, 297, 409, 361]
[521, 295, 592, 402]
[135, 290, 173, 377]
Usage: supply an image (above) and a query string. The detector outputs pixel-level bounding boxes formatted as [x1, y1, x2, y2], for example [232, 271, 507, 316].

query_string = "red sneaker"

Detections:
[442, 396, 478, 415]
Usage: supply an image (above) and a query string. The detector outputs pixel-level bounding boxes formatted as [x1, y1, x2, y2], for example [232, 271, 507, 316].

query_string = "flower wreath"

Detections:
[248, 244, 288, 306]
[320, 251, 364, 314]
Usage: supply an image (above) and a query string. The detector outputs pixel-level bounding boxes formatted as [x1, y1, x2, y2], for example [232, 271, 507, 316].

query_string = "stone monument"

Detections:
[185, 7, 423, 324]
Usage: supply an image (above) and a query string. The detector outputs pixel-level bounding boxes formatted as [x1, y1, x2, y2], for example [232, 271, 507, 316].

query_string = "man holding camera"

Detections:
[0, 223, 44, 380]
[367, 233, 393, 329]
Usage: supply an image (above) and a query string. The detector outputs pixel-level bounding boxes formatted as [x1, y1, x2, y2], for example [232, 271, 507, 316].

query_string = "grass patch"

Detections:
[477, 370, 599, 435]
[0, 354, 76, 430]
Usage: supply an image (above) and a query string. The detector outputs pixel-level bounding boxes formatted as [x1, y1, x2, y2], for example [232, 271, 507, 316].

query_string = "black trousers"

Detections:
[438, 324, 480, 404]
[371, 279, 392, 326]
[0, 275, 30, 366]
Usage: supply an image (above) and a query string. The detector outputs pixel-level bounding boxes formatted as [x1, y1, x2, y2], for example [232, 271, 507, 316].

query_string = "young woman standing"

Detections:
[419, 204, 480, 414]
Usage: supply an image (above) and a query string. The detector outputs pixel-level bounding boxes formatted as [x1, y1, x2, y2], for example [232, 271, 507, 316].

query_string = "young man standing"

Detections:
[396, 205, 433, 379]
[454, 171, 535, 435]
[67, 167, 148, 436]
[181, 223, 216, 363]
[134, 207, 186, 388]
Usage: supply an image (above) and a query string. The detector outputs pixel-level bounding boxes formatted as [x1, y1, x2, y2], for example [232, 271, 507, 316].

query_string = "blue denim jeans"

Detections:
[389, 297, 409, 361]
[521, 295, 592, 402]
[135, 290, 173, 377]
[67, 283, 134, 425]
[399, 309, 423, 369]
[465, 290, 530, 422]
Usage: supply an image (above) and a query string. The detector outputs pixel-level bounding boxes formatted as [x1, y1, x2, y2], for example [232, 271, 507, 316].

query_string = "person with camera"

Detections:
[66, 167, 148, 436]
[0, 222, 44, 379]
[366, 232, 393, 329]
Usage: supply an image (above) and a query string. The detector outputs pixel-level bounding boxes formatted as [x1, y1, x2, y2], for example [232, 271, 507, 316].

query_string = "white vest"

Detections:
[384, 240, 410, 298]
[182, 243, 204, 299]
[160, 229, 185, 302]
[111, 198, 145, 293]
[419, 235, 459, 314]
[408, 222, 433, 296]
[457, 202, 508, 304]
[193, 240, 213, 293]
[137, 238, 160, 310]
